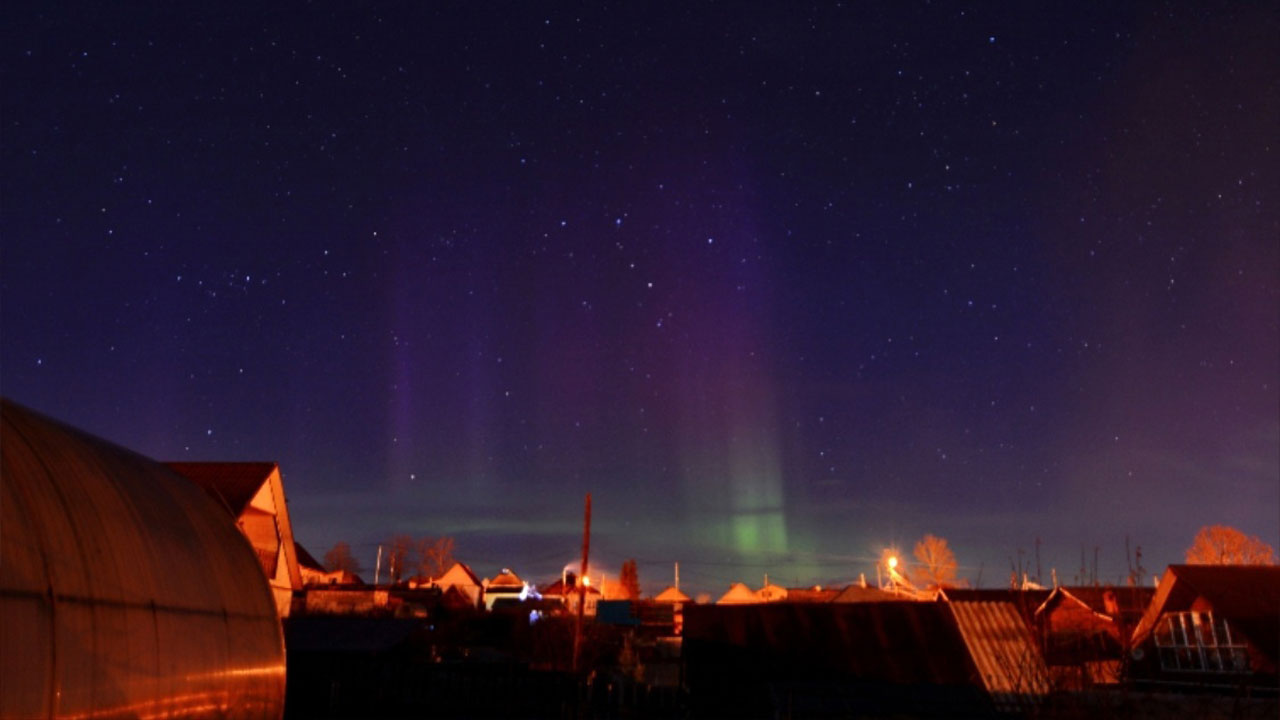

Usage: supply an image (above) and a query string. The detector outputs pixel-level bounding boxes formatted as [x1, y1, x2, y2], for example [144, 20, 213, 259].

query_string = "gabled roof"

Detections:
[166, 462, 277, 516]
[655, 586, 692, 603]
[757, 583, 788, 601]
[434, 561, 482, 588]
[487, 569, 524, 588]
[440, 584, 478, 610]
[1036, 585, 1153, 619]
[294, 542, 325, 572]
[1132, 564, 1280, 662]
[540, 578, 601, 597]
[830, 584, 899, 603]
[717, 582, 759, 604]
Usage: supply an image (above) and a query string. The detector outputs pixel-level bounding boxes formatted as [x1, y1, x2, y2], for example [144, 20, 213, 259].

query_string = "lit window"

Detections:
[1153, 612, 1249, 673]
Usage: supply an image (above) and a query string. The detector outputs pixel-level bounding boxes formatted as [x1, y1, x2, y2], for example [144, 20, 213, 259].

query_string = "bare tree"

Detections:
[912, 534, 958, 588]
[417, 535, 456, 579]
[619, 559, 640, 600]
[323, 541, 361, 574]
[386, 534, 416, 582]
[1186, 525, 1277, 565]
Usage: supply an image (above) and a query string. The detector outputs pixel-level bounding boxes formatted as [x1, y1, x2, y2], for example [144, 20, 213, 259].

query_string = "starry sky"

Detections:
[3, 3, 1277, 595]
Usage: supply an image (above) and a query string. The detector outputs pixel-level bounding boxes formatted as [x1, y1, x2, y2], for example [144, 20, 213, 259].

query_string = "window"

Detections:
[1153, 612, 1249, 673]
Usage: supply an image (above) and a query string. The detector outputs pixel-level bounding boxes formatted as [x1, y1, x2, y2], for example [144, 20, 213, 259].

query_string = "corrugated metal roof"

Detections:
[295, 541, 325, 571]
[949, 601, 1049, 713]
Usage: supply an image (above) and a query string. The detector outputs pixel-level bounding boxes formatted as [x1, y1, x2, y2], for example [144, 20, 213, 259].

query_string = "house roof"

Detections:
[655, 586, 691, 603]
[487, 569, 524, 588]
[166, 462, 277, 516]
[540, 578, 601, 597]
[434, 561, 482, 588]
[716, 582, 759, 604]
[949, 601, 1049, 712]
[1036, 585, 1153, 618]
[784, 587, 840, 603]
[829, 584, 900, 603]
[294, 542, 325, 572]
[757, 583, 788, 599]
[1132, 564, 1280, 662]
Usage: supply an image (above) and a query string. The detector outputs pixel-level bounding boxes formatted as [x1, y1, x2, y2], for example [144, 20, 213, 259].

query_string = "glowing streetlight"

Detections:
[887, 555, 899, 570]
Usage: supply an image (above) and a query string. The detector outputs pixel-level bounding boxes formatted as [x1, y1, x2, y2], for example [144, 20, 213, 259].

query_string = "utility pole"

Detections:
[374, 544, 383, 585]
[572, 493, 592, 673]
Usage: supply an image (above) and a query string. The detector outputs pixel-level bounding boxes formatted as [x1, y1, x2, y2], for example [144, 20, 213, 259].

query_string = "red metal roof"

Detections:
[166, 461, 278, 516]
[294, 541, 325, 572]
[1133, 564, 1280, 663]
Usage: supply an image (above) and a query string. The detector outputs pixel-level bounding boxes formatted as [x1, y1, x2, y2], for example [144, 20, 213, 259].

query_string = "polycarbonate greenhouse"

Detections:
[1, 399, 285, 719]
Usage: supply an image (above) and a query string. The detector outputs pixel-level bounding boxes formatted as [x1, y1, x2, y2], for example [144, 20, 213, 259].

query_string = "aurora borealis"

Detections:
[3, 3, 1276, 593]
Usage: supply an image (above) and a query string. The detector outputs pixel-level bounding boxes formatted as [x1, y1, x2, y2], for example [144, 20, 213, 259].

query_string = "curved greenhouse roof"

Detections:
[0, 399, 285, 719]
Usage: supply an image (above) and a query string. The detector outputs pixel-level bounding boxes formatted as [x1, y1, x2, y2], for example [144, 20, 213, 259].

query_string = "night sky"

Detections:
[3, 3, 1277, 595]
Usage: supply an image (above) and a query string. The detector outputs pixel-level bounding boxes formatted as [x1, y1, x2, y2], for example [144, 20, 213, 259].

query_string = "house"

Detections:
[715, 582, 759, 605]
[167, 461, 303, 616]
[540, 574, 601, 616]
[830, 584, 902, 603]
[654, 586, 692, 604]
[654, 585, 692, 634]
[756, 576, 788, 602]
[295, 542, 365, 587]
[482, 568, 527, 610]
[1032, 585, 1153, 687]
[1129, 564, 1280, 691]
[784, 586, 841, 603]
[428, 561, 484, 609]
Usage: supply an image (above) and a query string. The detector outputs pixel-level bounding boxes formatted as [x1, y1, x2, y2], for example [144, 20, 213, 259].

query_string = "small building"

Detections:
[784, 586, 841, 603]
[3, 400, 286, 719]
[654, 586, 692, 604]
[756, 577, 788, 602]
[167, 461, 304, 616]
[429, 561, 484, 609]
[716, 582, 759, 605]
[1129, 564, 1280, 692]
[654, 585, 692, 634]
[1033, 585, 1153, 687]
[540, 574, 601, 616]
[483, 568, 527, 611]
[830, 584, 901, 603]
[295, 542, 364, 587]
